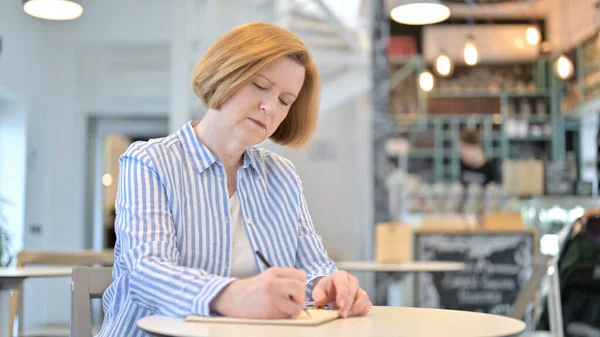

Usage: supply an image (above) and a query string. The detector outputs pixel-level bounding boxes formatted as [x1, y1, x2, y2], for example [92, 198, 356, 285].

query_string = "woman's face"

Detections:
[217, 56, 306, 147]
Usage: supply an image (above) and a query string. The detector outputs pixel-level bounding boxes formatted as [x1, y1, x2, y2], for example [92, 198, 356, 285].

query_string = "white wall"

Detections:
[1, 0, 373, 327]
[0, 96, 27, 258]
[0, 1, 51, 328]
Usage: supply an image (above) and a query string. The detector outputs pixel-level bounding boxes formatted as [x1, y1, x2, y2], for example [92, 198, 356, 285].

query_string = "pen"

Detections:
[254, 250, 311, 318]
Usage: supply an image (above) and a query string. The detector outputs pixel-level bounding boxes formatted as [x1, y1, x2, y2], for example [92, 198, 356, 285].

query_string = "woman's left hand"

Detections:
[311, 270, 372, 318]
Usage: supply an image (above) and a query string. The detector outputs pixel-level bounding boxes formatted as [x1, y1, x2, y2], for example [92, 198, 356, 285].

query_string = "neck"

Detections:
[194, 116, 245, 169]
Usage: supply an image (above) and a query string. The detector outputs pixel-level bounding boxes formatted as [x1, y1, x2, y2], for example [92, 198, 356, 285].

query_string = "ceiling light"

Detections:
[390, 0, 451, 25]
[463, 37, 478, 66]
[419, 71, 435, 92]
[554, 54, 574, 80]
[435, 53, 453, 77]
[526, 25, 541, 45]
[23, 0, 83, 21]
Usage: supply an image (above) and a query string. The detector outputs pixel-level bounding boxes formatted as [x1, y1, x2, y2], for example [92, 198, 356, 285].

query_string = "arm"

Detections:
[293, 174, 337, 300]
[115, 147, 235, 317]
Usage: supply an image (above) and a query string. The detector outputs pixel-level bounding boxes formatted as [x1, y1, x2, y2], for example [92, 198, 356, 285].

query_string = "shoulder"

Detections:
[120, 133, 182, 170]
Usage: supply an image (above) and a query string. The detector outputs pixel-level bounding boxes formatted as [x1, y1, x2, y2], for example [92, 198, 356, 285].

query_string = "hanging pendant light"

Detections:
[553, 0, 573, 80]
[463, 36, 478, 66]
[23, 0, 83, 21]
[526, 25, 541, 46]
[419, 70, 435, 92]
[554, 54, 574, 79]
[390, 0, 451, 25]
[435, 52, 454, 77]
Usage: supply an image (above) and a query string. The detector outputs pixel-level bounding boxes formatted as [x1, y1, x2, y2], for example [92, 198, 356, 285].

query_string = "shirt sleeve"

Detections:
[292, 173, 337, 300]
[115, 146, 235, 317]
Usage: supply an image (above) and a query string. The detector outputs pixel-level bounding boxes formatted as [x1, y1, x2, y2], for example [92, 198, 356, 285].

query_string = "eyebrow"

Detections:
[256, 75, 297, 100]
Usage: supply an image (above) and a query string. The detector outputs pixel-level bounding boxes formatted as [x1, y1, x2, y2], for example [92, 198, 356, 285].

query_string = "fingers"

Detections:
[312, 277, 335, 307]
[275, 278, 306, 305]
[345, 275, 359, 315]
[272, 295, 304, 317]
[332, 272, 350, 312]
[358, 301, 372, 316]
[350, 289, 372, 317]
[264, 273, 306, 318]
[333, 271, 358, 317]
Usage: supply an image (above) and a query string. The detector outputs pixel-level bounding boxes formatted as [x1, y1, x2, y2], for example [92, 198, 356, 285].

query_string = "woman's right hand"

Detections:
[209, 267, 307, 318]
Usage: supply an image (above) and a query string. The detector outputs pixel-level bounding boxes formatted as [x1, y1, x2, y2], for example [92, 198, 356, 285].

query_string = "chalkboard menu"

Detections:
[545, 161, 576, 195]
[415, 230, 535, 321]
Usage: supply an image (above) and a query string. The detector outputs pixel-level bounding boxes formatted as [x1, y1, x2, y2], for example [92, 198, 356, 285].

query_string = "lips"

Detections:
[248, 118, 267, 129]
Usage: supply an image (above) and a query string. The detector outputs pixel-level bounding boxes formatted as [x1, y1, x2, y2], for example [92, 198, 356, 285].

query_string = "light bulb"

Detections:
[554, 54, 574, 79]
[526, 26, 540, 45]
[102, 174, 113, 187]
[435, 53, 453, 77]
[419, 71, 435, 92]
[464, 38, 478, 66]
[390, 0, 451, 25]
[23, 0, 83, 21]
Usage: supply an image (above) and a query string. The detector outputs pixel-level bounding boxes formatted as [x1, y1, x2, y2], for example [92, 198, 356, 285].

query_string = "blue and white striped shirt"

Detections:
[97, 121, 337, 337]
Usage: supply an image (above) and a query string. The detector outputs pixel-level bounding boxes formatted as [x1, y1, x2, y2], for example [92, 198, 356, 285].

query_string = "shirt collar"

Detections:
[177, 121, 260, 176]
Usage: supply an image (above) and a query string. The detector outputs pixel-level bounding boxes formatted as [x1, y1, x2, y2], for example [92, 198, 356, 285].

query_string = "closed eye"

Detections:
[253, 83, 266, 90]
[279, 98, 289, 106]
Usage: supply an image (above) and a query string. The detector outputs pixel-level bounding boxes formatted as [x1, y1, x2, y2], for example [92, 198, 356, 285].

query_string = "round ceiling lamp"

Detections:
[23, 0, 83, 21]
[390, 0, 451, 25]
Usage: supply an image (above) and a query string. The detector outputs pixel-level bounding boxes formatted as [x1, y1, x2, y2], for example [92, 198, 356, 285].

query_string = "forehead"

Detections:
[258, 57, 306, 95]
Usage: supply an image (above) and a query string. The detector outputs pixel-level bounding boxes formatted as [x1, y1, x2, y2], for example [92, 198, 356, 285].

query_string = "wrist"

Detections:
[309, 276, 327, 299]
[209, 280, 239, 315]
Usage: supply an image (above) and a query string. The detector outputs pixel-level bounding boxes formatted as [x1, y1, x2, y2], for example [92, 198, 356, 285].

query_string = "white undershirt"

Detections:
[229, 192, 260, 279]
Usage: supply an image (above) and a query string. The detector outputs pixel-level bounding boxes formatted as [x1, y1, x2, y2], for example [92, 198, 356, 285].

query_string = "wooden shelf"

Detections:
[427, 89, 548, 98]
[506, 136, 552, 141]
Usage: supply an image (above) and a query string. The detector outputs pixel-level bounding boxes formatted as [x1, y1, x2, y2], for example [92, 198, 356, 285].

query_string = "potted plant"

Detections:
[0, 196, 14, 267]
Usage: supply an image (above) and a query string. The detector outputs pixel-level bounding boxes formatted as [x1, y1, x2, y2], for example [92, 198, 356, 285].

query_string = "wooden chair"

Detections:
[70, 267, 113, 337]
[510, 254, 559, 337]
[9, 250, 114, 337]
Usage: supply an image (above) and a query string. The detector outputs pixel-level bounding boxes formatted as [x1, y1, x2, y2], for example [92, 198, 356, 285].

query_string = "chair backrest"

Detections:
[510, 254, 553, 320]
[16, 250, 114, 267]
[9, 250, 115, 337]
[70, 266, 113, 337]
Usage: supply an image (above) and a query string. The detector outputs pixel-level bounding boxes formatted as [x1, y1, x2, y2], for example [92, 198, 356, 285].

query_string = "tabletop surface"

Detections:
[137, 306, 526, 337]
[334, 261, 465, 272]
[0, 267, 73, 278]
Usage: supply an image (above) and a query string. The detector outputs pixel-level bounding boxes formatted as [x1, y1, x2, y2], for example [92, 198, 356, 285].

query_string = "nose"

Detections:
[259, 96, 277, 115]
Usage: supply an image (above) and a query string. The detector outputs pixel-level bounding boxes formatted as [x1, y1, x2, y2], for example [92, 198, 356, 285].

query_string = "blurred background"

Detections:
[1, 0, 599, 333]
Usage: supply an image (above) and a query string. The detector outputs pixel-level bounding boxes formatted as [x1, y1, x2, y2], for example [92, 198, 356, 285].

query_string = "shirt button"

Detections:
[218, 173, 224, 179]
[246, 218, 252, 224]
[224, 216, 229, 223]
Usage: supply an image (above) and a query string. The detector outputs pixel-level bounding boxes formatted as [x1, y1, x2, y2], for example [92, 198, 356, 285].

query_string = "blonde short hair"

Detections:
[191, 22, 321, 148]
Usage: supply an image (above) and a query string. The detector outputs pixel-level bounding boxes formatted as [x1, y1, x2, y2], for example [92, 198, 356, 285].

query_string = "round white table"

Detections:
[0, 267, 73, 337]
[335, 261, 465, 273]
[137, 306, 526, 337]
